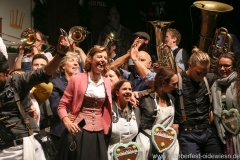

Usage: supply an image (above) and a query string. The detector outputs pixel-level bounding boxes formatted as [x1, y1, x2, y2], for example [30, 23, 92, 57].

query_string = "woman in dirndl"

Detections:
[55, 46, 112, 160]
[211, 53, 240, 160]
[136, 67, 179, 160]
[107, 79, 140, 160]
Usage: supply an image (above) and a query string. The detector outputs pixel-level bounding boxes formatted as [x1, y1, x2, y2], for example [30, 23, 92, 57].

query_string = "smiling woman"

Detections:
[58, 51, 80, 79]
[211, 52, 240, 158]
[55, 46, 112, 160]
[107, 79, 140, 160]
[48, 51, 80, 149]
[217, 53, 236, 78]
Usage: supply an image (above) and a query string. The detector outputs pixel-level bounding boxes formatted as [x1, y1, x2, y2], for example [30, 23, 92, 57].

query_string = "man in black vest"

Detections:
[172, 48, 223, 159]
[165, 28, 189, 72]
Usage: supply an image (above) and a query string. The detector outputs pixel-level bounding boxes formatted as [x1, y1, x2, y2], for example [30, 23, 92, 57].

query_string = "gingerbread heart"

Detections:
[151, 124, 177, 153]
[113, 142, 140, 160]
[221, 109, 240, 135]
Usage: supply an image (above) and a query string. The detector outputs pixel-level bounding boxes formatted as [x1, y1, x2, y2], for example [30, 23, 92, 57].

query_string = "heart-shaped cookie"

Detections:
[221, 109, 240, 135]
[113, 142, 140, 160]
[151, 124, 177, 153]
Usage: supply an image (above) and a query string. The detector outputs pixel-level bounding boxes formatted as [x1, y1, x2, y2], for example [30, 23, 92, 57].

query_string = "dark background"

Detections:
[32, 0, 240, 57]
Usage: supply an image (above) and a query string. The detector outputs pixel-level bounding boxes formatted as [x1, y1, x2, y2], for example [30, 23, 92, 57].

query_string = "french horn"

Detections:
[102, 32, 120, 48]
[149, 21, 177, 73]
[208, 27, 233, 73]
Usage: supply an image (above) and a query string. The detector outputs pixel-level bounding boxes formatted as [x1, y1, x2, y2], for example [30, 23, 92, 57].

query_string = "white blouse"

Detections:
[85, 73, 105, 98]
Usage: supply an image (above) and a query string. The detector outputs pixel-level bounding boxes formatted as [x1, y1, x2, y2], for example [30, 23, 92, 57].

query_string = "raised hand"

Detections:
[130, 41, 141, 60]
[57, 35, 70, 55]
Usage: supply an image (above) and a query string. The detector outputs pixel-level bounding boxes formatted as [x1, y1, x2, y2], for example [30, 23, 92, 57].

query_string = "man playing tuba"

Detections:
[165, 28, 189, 72]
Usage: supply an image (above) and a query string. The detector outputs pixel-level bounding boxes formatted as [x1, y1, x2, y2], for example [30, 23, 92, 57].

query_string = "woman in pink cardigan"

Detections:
[55, 46, 112, 160]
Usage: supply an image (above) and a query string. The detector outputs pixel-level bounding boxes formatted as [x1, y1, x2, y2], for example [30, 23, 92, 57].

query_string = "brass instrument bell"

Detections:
[103, 32, 120, 48]
[193, 1, 233, 53]
[20, 28, 36, 46]
[69, 26, 88, 43]
[149, 20, 177, 72]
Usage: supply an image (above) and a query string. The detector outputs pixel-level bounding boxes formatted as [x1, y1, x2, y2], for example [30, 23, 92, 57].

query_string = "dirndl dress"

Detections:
[55, 96, 108, 160]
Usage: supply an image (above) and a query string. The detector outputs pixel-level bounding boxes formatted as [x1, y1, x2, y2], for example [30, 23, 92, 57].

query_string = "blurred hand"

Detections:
[32, 45, 40, 55]
[28, 104, 38, 121]
[18, 45, 25, 55]
[65, 120, 81, 135]
[172, 124, 179, 134]
[130, 42, 141, 60]
[67, 38, 76, 52]
[131, 37, 144, 48]
[130, 91, 139, 107]
[57, 35, 70, 55]
[152, 62, 160, 72]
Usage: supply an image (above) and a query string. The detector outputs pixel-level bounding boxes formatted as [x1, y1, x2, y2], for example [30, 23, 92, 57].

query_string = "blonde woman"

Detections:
[49, 51, 80, 149]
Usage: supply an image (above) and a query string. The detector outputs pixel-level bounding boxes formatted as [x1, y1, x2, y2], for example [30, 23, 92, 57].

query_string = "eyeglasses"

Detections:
[218, 65, 232, 69]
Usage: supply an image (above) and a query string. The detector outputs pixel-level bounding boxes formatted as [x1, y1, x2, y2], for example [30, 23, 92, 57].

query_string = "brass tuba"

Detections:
[208, 27, 233, 72]
[149, 21, 177, 73]
[193, 1, 233, 53]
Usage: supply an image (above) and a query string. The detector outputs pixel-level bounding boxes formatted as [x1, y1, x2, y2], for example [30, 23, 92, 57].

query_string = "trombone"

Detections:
[59, 26, 90, 64]
[59, 26, 89, 46]
[0, 28, 55, 53]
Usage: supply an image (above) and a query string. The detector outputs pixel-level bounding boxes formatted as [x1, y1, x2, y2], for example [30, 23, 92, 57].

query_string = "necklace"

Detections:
[115, 102, 130, 120]
[115, 101, 132, 143]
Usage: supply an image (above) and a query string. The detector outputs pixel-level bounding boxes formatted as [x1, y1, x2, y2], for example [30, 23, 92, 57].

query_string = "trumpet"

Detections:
[0, 28, 55, 53]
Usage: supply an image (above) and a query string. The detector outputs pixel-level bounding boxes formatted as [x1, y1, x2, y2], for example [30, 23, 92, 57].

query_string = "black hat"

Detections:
[133, 32, 150, 41]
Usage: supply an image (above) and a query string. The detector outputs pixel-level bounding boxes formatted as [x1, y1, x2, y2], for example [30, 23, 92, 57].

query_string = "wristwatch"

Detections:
[132, 58, 138, 62]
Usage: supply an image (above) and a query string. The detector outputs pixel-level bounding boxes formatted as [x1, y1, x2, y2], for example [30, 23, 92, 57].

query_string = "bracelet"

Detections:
[56, 52, 66, 57]
[132, 58, 138, 62]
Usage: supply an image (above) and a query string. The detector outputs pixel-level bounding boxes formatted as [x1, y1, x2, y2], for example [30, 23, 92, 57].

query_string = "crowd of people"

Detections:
[1, 6, 240, 160]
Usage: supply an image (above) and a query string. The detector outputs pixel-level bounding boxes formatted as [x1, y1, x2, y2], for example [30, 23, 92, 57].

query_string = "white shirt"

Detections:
[85, 73, 105, 98]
